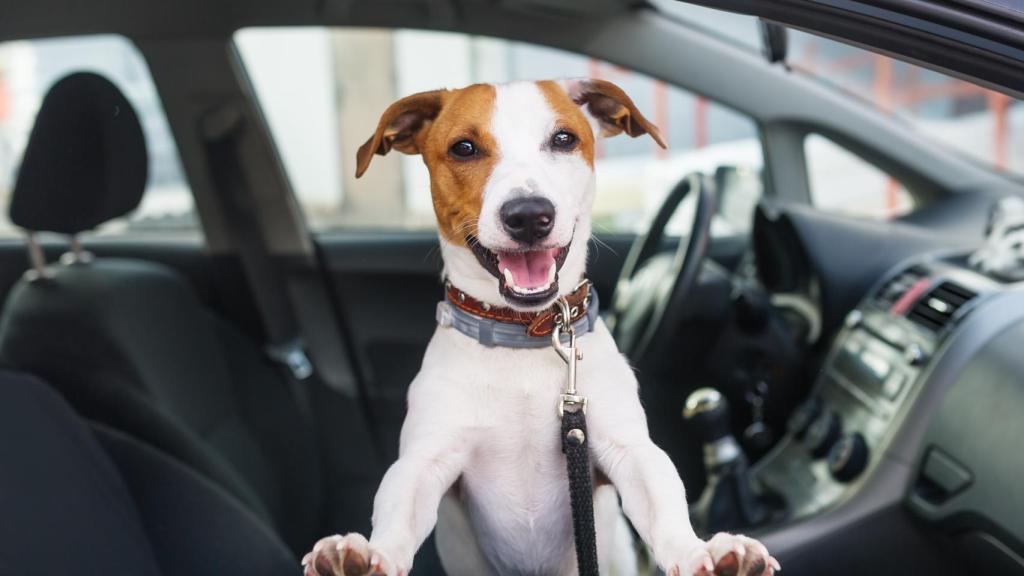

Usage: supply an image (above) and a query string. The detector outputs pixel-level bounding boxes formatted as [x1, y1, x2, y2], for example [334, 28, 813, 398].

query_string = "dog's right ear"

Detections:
[561, 78, 666, 149]
[356, 90, 445, 178]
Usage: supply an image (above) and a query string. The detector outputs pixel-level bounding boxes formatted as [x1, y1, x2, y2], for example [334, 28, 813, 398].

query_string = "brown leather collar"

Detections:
[445, 281, 592, 338]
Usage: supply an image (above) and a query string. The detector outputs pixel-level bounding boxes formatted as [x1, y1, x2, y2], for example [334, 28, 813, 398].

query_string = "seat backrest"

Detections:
[0, 72, 325, 555]
[0, 369, 162, 576]
[0, 370, 298, 576]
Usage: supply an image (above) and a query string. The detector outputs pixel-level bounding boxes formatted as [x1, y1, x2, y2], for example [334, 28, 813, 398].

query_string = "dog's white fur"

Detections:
[305, 80, 776, 576]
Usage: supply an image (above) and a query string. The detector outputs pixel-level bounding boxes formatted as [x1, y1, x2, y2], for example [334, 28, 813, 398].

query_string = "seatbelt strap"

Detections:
[200, 107, 313, 409]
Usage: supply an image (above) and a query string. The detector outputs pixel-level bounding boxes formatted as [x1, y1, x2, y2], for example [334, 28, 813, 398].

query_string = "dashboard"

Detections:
[753, 248, 1024, 572]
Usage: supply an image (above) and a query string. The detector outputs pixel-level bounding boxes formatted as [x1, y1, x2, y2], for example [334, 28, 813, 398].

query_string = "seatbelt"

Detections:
[200, 107, 313, 411]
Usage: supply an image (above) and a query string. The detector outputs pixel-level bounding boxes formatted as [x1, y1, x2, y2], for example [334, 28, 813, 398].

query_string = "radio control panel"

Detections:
[751, 255, 994, 521]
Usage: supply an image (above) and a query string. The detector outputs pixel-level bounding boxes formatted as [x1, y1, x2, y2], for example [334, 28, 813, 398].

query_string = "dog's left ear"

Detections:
[356, 89, 446, 178]
[562, 78, 667, 149]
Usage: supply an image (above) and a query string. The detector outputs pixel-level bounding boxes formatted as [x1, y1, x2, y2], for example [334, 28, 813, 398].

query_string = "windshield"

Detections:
[654, 0, 1024, 178]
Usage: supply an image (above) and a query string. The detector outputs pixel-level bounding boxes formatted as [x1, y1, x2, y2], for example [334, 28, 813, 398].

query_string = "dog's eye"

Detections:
[551, 130, 577, 150]
[449, 140, 477, 159]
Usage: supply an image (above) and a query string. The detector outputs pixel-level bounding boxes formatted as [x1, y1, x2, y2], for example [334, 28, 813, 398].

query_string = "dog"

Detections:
[302, 79, 779, 576]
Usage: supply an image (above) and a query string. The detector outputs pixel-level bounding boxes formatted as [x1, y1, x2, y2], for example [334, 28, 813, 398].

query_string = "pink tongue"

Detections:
[497, 249, 558, 289]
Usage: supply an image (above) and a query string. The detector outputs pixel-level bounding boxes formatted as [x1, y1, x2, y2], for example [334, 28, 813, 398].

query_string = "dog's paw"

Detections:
[301, 533, 403, 576]
[668, 533, 781, 576]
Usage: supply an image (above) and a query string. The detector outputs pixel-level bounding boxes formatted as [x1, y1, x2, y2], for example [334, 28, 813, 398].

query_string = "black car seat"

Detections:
[0, 369, 298, 576]
[0, 72, 325, 556]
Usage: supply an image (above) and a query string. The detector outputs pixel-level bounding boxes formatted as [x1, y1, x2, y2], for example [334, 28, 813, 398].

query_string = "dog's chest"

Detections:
[471, 356, 569, 489]
[419, 324, 633, 574]
[463, 364, 567, 497]
[442, 337, 579, 573]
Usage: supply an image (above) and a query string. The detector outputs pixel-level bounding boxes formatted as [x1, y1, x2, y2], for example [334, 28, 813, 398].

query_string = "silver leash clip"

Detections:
[552, 297, 586, 417]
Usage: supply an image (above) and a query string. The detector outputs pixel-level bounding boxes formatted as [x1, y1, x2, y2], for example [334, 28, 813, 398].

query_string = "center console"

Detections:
[751, 254, 995, 520]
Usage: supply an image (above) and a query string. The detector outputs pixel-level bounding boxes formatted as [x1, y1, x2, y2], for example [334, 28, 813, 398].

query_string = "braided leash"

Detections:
[552, 298, 599, 576]
[562, 408, 599, 575]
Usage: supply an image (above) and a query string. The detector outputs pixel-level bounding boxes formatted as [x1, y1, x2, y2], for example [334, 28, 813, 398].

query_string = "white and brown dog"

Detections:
[303, 79, 779, 576]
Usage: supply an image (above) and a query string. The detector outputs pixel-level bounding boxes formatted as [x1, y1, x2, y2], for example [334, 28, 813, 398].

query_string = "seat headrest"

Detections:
[11, 72, 148, 235]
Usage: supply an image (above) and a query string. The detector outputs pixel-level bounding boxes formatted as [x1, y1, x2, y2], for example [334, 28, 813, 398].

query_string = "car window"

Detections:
[234, 27, 764, 237]
[788, 29, 1023, 179]
[0, 34, 196, 239]
[805, 133, 914, 219]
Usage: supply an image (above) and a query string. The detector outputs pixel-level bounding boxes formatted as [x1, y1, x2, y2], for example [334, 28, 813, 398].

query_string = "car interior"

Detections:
[1, 1, 1023, 575]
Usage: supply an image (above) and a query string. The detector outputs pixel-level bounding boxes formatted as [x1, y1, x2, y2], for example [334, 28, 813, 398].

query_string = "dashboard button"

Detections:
[805, 411, 842, 459]
[860, 349, 892, 380]
[829, 433, 869, 482]
[883, 372, 907, 399]
[786, 397, 822, 439]
[843, 337, 864, 355]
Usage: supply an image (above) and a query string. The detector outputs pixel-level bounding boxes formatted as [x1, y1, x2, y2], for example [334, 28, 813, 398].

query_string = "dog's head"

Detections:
[357, 79, 665, 311]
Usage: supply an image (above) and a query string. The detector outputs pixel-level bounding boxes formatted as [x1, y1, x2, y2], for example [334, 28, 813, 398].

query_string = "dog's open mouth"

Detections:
[468, 236, 570, 306]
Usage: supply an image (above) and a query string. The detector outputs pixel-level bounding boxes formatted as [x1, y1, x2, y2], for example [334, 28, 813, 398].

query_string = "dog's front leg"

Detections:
[589, 397, 780, 576]
[304, 382, 472, 576]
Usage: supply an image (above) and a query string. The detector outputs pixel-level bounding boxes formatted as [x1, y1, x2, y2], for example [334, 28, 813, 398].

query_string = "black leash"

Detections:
[562, 408, 599, 575]
[552, 297, 599, 576]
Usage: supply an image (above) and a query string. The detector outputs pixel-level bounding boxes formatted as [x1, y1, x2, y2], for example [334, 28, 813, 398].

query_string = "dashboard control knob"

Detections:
[904, 343, 927, 366]
[805, 411, 842, 459]
[828, 433, 869, 482]
[844, 309, 863, 329]
[786, 397, 822, 439]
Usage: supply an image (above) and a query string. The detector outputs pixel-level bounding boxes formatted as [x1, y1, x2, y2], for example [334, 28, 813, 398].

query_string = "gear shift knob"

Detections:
[684, 388, 740, 470]
[684, 387, 775, 533]
[684, 388, 731, 444]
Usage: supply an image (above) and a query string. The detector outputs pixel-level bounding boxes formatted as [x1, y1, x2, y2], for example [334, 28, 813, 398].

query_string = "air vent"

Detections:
[876, 265, 929, 308]
[907, 282, 977, 333]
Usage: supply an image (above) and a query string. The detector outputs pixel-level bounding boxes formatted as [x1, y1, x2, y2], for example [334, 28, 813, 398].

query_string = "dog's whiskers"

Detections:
[589, 223, 619, 256]
[425, 243, 442, 263]
[452, 218, 479, 237]
[589, 236, 615, 255]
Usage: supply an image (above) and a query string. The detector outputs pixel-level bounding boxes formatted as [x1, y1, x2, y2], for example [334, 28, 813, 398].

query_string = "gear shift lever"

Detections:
[684, 388, 742, 469]
[684, 388, 774, 534]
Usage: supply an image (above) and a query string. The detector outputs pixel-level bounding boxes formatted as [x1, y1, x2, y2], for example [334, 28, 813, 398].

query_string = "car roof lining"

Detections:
[0, 0, 642, 42]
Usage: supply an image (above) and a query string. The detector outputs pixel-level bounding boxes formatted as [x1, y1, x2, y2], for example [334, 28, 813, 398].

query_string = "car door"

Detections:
[232, 26, 768, 459]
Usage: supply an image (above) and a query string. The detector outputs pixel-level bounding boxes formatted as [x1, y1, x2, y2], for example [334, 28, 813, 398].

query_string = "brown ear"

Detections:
[563, 78, 666, 149]
[355, 90, 445, 178]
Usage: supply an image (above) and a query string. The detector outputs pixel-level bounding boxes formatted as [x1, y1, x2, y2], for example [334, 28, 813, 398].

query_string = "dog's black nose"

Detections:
[500, 197, 555, 243]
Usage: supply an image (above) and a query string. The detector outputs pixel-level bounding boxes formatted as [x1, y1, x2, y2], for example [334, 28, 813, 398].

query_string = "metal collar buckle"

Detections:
[552, 297, 586, 417]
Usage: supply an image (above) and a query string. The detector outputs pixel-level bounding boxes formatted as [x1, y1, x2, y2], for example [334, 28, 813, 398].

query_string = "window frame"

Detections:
[802, 131, 917, 219]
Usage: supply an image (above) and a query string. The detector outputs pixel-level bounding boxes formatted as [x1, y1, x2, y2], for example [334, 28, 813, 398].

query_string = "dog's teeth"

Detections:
[502, 268, 515, 287]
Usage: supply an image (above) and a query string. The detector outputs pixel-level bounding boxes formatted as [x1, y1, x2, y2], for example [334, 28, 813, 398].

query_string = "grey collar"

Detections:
[436, 287, 600, 348]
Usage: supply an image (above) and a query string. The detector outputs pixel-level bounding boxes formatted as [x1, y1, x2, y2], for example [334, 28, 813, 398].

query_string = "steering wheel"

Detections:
[609, 172, 716, 362]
